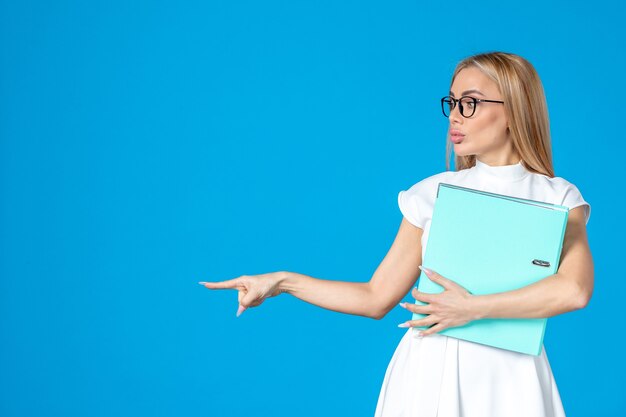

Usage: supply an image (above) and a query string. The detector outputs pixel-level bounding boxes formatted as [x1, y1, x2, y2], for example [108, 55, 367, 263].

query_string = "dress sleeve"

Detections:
[398, 180, 429, 230]
[561, 183, 591, 225]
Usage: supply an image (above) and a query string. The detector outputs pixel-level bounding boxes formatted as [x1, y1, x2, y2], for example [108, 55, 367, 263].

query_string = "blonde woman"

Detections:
[200, 51, 593, 417]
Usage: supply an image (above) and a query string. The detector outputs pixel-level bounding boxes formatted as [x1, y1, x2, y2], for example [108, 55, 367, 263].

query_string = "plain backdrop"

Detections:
[1, 1, 623, 416]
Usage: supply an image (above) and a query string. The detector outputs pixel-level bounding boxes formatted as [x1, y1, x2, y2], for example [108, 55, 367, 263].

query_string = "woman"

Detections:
[200, 51, 593, 417]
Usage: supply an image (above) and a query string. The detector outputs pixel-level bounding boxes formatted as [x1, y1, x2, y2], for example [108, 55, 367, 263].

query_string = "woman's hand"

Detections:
[199, 271, 286, 317]
[398, 266, 481, 336]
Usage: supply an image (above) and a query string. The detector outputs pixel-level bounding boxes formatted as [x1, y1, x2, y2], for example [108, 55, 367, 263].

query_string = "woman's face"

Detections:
[448, 66, 518, 164]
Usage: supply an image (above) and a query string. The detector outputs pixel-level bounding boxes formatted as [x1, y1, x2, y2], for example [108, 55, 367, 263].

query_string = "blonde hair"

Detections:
[445, 51, 555, 177]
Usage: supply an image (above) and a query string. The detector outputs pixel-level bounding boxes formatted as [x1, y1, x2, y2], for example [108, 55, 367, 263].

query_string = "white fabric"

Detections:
[374, 159, 591, 417]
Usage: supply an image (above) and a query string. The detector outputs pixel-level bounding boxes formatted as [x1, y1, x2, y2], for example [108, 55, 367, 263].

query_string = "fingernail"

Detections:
[419, 266, 431, 275]
[198, 282, 207, 285]
[399, 302, 406, 308]
[236, 305, 246, 317]
[417, 332, 424, 337]
[397, 322, 410, 328]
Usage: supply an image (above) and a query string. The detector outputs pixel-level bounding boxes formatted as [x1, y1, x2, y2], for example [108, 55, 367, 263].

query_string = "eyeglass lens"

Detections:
[442, 97, 477, 118]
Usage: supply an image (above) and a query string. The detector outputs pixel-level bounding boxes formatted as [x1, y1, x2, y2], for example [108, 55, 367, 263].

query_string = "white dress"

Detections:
[374, 159, 591, 417]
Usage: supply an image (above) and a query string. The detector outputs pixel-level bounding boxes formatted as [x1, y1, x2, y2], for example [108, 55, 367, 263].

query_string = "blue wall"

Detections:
[1, 1, 622, 416]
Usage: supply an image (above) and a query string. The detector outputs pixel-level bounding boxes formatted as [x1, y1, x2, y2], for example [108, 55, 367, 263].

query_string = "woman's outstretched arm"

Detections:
[279, 218, 423, 319]
[277, 273, 376, 318]
[201, 218, 424, 320]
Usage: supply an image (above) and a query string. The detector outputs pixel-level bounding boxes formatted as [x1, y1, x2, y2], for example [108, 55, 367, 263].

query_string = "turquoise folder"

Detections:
[411, 183, 569, 356]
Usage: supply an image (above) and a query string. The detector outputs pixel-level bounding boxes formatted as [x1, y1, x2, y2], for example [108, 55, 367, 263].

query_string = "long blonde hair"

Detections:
[445, 52, 555, 177]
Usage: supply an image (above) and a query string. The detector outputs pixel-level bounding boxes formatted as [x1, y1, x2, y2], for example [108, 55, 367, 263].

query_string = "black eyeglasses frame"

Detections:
[440, 95, 504, 118]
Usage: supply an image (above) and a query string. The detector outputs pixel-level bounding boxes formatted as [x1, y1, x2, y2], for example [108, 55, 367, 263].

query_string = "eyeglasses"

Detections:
[440, 96, 504, 118]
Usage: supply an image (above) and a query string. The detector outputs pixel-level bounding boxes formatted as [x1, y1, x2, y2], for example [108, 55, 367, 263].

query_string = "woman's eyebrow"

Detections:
[449, 89, 486, 97]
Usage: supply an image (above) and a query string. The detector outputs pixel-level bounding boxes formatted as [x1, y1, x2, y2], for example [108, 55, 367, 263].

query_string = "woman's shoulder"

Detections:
[401, 170, 458, 193]
[397, 170, 457, 229]
[528, 171, 584, 194]
[528, 172, 591, 223]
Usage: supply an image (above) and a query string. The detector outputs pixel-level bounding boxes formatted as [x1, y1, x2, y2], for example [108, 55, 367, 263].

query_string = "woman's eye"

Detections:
[462, 99, 476, 109]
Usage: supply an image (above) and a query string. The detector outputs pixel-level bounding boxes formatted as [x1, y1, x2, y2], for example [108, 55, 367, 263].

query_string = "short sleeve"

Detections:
[561, 183, 591, 225]
[398, 181, 429, 230]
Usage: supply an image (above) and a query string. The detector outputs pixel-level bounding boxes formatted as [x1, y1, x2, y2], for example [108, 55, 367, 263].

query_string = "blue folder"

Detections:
[411, 183, 569, 355]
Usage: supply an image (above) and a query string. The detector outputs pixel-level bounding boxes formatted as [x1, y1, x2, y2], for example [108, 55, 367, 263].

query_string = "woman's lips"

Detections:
[450, 134, 465, 144]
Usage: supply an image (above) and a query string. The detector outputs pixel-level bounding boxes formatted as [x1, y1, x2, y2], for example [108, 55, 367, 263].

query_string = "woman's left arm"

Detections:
[470, 205, 594, 319]
[399, 206, 594, 335]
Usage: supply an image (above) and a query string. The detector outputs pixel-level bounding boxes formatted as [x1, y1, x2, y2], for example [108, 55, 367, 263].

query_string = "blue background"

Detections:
[1, 1, 622, 416]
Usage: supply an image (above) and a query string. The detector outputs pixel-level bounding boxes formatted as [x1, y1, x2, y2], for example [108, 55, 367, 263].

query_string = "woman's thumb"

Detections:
[237, 290, 260, 316]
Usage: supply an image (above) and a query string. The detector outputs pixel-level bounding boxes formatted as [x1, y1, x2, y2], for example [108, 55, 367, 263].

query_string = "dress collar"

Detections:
[474, 158, 530, 181]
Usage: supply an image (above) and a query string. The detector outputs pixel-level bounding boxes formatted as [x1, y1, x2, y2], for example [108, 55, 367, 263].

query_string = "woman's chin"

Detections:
[452, 143, 470, 156]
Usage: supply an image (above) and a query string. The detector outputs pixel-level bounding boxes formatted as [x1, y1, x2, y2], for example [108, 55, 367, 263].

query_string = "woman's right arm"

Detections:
[200, 218, 423, 320]
[278, 218, 424, 319]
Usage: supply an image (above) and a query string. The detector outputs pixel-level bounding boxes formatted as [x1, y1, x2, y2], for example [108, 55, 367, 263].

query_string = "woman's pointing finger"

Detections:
[198, 278, 244, 290]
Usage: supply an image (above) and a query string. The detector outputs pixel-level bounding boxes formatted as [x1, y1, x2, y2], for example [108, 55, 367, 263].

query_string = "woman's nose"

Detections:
[449, 104, 463, 124]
